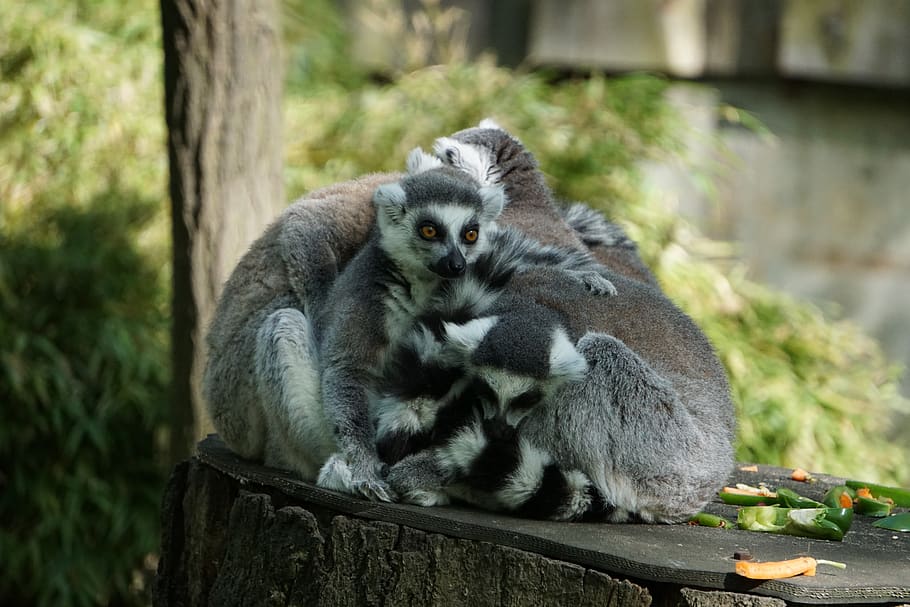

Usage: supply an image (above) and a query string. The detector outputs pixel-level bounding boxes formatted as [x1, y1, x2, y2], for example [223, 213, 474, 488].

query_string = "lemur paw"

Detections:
[551, 470, 596, 522]
[317, 453, 398, 502]
[574, 270, 617, 297]
[402, 488, 451, 507]
[386, 452, 448, 506]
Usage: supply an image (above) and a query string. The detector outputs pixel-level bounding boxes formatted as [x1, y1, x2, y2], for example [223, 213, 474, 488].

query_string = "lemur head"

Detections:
[373, 157, 505, 281]
[430, 119, 545, 200]
[441, 304, 588, 425]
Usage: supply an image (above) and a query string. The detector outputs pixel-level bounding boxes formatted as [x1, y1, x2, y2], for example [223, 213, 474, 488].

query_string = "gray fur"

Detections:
[203, 173, 394, 464]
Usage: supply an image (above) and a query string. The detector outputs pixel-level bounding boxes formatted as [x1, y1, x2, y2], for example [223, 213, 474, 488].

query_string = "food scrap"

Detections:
[719, 484, 779, 506]
[736, 506, 853, 541]
[734, 556, 846, 580]
[739, 464, 759, 473]
[845, 480, 910, 508]
[791, 468, 814, 483]
[872, 512, 910, 532]
[688, 512, 734, 528]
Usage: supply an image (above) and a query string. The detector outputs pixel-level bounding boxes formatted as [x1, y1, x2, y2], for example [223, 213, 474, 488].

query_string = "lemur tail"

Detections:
[560, 202, 637, 250]
[439, 418, 618, 522]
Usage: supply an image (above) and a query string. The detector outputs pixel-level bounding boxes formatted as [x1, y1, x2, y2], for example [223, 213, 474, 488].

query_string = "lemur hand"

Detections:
[386, 451, 451, 507]
[317, 452, 398, 502]
[571, 270, 618, 297]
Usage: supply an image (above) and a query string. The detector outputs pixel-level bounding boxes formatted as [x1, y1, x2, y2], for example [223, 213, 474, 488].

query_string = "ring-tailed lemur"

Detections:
[311, 159, 509, 501]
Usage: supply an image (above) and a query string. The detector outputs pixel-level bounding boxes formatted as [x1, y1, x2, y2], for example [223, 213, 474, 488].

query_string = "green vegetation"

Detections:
[1, 2, 168, 606]
[1, 0, 907, 605]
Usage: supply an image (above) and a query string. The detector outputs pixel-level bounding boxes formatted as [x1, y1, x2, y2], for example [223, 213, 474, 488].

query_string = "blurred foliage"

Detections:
[1, 0, 908, 605]
[0, 1, 168, 606]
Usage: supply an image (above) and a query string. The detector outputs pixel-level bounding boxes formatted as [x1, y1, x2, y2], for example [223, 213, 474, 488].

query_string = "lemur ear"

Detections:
[406, 147, 443, 175]
[433, 137, 499, 187]
[373, 182, 408, 223]
[548, 328, 588, 381]
[478, 185, 505, 222]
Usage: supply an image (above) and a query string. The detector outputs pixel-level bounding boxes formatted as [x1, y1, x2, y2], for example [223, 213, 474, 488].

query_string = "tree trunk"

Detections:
[160, 0, 285, 462]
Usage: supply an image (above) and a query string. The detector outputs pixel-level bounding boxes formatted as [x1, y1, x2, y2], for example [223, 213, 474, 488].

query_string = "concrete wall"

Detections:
[648, 82, 910, 397]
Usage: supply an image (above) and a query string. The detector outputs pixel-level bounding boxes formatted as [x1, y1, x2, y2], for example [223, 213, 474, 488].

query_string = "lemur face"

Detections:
[373, 170, 504, 280]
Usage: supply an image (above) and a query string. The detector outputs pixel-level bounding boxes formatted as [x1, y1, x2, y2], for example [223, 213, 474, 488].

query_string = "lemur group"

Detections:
[204, 121, 736, 524]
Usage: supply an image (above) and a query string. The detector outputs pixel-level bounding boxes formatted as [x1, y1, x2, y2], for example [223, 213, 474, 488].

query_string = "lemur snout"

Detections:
[433, 251, 467, 278]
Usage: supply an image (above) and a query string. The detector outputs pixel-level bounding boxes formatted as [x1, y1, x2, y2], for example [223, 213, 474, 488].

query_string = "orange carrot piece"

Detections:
[791, 468, 812, 482]
[839, 492, 853, 508]
[735, 557, 817, 579]
[856, 487, 874, 500]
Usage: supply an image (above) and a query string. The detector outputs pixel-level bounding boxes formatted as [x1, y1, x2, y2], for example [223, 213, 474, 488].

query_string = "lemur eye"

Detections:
[463, 229, 478, 243]
[419, 224, 438, 240]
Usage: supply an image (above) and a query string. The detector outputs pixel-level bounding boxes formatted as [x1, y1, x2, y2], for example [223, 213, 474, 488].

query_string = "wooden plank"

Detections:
[528, 0, 708, 76]
[780, 0, 910, 87]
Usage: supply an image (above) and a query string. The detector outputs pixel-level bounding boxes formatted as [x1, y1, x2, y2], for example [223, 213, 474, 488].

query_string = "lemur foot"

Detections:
[550, 470, 596, 522]
[401, 488, 451, 507]
[572, 270, 617, 297]
[386, 451, 450, 507]
[317, 453, 398, 502]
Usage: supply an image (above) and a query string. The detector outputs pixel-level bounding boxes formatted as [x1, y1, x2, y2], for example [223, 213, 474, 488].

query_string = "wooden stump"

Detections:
[154, 460, 652, 607]
[153, 437, 910, 607]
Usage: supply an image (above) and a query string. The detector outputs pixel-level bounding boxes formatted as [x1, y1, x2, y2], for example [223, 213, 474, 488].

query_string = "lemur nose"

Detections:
[448, 257, 466, 276]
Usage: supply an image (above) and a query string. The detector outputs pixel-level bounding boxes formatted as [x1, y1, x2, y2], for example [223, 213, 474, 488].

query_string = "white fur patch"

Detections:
[549, 328, 588, 381]
[443, 316, 499, 355]
[426, 204, 477, 238]
[406, 147, 444, 174]
[497, 438, 549, 509]
[433, 137, 500, 187]
[438, 422, 487, 475]
[374, 396, 428, 438]
[316, 453, 354, 493]
[478, 185, 506, 222]
[403, 488, 451, 507]
[478, 118, 503, 130]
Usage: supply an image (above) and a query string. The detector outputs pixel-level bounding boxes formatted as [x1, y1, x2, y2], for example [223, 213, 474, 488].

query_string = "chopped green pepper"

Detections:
[688, 512, 734, 528]
[854, 496, 893, 517]
[718, 488, 779, 506]
[776, 487, 825, 509]
[845, 480, 910, 507]
[873, 512, 910, 532]
[822, 485, 856, 509]
[737, 506, 853, 541]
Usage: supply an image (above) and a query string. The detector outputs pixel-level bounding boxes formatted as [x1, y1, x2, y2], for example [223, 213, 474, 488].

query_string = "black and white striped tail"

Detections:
[436, 416, 615, 522]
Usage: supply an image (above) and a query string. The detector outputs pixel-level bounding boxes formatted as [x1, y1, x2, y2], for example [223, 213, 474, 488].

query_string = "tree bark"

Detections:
[153, 460, 654, 607]
[160, 0, 285, 462]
